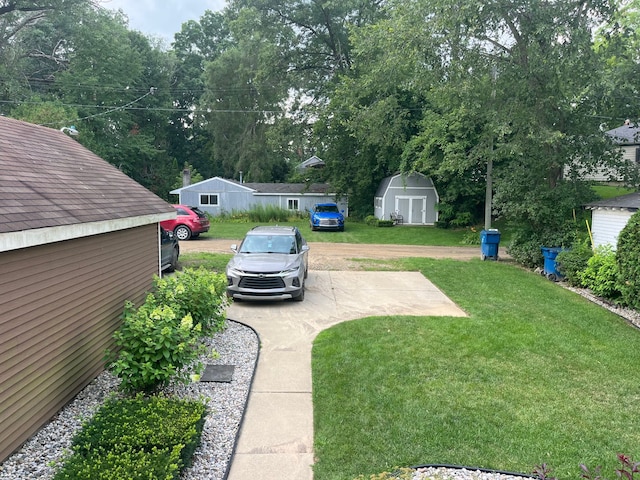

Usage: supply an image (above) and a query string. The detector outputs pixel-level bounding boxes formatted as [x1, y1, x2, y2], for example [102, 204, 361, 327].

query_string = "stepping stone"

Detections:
[200, 364, 235, 383]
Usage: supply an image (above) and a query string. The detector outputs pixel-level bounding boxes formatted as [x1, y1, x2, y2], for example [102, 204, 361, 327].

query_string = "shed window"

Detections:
[287, 198, 299, 210]
[200, 194, 219, 206]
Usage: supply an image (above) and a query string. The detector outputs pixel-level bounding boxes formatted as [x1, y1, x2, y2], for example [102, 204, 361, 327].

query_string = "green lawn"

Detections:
[592, 184, 636, 200]
[312, 258, 640, 480]
[184, 220, 639, 480]
[204, 218, 475, 246]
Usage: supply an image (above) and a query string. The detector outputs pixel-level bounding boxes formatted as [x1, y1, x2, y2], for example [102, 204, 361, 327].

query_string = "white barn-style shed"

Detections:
[170, 177, 348, 216]
[374, 172, 439, 225]
[584, 192, 640, 248]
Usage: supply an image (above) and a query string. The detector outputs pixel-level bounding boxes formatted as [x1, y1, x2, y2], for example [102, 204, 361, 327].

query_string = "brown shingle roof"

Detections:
[0, 116, 174, 234]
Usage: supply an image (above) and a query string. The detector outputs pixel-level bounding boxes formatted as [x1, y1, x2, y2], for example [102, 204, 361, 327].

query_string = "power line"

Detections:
[37, 87, 157, 126]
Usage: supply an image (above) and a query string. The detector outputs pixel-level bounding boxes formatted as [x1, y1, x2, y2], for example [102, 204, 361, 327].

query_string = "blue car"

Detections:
[309, 203, 344, 231]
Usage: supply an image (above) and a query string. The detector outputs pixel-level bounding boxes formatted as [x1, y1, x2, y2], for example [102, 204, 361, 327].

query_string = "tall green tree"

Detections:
[168, 10, 234, 179]
[200, 0, 388, 184]
[592, 0, 640, 124]
[202, 7, 292, 182]
[324, 0, 636, 264]
[0, 0, 96, 110]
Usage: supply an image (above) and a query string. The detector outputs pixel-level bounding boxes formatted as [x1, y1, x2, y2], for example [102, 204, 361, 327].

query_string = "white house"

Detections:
[584, 192, 640, 248]
[579, 121, 640, 182]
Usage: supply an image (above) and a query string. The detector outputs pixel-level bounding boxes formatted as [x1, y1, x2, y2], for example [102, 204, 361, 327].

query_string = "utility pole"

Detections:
[484, 64, 497, 231]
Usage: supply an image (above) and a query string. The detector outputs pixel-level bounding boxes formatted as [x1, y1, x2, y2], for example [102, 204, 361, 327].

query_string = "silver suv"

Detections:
[226, 226, 310, 301]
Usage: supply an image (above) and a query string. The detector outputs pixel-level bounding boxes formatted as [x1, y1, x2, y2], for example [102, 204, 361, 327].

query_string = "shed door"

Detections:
[395, 196, 426, 224]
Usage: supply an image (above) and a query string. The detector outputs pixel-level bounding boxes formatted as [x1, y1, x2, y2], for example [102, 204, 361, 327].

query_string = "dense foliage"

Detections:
[556, 239, 594, 287]
[106, 268, 228, 393]
[107, 300, 205, 394]
[2, 0, 640, 262]
[580, 246, 621, 300]
[152, 267, 229, 336]
[617, 210, 640, 309]
[53, 396, 206, 479]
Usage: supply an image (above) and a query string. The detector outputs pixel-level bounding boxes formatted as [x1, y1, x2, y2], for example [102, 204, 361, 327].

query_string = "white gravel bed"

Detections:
[0, 320, 258, 480]
[411, 466, 534, 480]
[562, 284, 640, 328]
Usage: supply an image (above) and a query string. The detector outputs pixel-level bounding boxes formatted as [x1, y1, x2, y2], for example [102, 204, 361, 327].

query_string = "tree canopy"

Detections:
[2, 0, 639, 262]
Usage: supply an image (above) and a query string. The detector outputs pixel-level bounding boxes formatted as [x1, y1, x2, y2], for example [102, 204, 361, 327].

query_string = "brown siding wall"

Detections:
[0, 225, 159, 461]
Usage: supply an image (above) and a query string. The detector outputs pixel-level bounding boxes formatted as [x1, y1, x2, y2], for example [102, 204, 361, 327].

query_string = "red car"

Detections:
[161, 204, 210, 240]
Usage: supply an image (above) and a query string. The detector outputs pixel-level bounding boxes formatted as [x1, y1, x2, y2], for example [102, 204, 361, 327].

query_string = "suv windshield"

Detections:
[316, 205, 339, 213]
[240, 235, 297, 254]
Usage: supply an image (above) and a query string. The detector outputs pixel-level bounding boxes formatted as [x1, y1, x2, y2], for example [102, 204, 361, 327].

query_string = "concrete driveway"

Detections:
[226, 270, 467, 480]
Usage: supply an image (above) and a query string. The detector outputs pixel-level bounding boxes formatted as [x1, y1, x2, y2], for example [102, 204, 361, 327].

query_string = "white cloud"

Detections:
[102, 0, 226, 43]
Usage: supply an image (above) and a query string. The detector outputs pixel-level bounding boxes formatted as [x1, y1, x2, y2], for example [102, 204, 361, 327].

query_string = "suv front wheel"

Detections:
[293, 286, 305, 302]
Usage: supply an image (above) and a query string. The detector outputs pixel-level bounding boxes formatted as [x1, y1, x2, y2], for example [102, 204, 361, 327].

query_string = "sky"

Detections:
[102, 0, 227, 44]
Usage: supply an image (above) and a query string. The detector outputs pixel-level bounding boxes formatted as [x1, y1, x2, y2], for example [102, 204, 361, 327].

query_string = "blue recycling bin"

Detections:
[480, 229, 501, 261]
[541, 247, 564, 281]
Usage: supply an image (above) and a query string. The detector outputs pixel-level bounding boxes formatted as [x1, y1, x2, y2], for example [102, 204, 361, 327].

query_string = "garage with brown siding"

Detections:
[0, 117, 176, 462]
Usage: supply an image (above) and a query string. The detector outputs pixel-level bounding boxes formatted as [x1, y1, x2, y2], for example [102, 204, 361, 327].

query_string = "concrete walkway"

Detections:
[225, 270, 467, 480]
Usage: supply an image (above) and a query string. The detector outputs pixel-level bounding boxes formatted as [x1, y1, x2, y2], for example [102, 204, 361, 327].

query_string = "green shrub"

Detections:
[72, 396, 207, 469]
[507, 226, 576, 268]
[364, 215, 379, 226]
[617, 210, 640, 309]
[555, 239, 593, 287]
[506, 231, 545, 267]
[106, 301, 205, 394]
[211, 209, 250, 223]
[54, 396, 207, 479]
[377, 220, 395, 227]
[153, 267, 228, 336]
[460, 227, 481, 245]
[580, 245, 621, 301]
[246, 204, 293, 222]
[53, 445, 182, 480]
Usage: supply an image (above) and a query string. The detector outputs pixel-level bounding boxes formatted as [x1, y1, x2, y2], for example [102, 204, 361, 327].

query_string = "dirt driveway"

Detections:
[178, 237, 487, 269]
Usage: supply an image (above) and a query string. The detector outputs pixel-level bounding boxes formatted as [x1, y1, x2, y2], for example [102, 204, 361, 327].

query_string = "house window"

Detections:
[287, 198, 299, 211]
[200, 194, 219, 206]
[635, 147, 640, 164]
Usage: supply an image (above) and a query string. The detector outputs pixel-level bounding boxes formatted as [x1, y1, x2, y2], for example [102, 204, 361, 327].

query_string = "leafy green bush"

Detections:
[580, 245, 621, 301]
[460, 227, 481, 245]
[153, 267, 228, 336]
[72, 396, 206, 469]
[54, 396, 207, 479]
[617, 210, 640, 309]
[53, 445, 182, 480]
[210, 209, 251, 223]
[106, 301, 205, 394]
[555, 239, 593, 287]
[506, 223, 577, 268]
[506, 230, 546, 267]
[364, 215, 379, 226]
[247, 204, 294, 222]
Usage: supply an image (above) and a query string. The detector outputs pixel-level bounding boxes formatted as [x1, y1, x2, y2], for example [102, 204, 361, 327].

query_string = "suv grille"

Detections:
[239, 275, 286, 289]
[319, 218, 338, 225]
